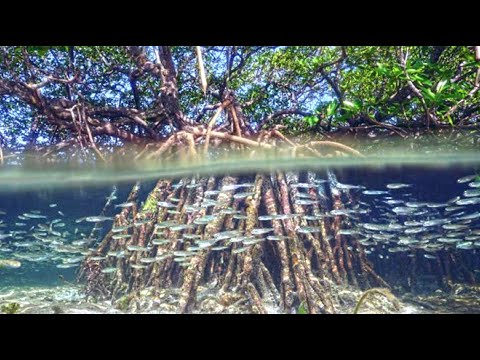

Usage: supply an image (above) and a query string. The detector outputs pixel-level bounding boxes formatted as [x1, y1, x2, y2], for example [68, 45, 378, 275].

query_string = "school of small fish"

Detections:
[1, 172, 480, 274]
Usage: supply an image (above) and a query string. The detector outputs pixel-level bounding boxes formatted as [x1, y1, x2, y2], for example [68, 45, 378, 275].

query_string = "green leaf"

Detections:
[376, 63, 388, 75]
[436, 79, 448, 93]
[423, 88, 437, 102]
[326, 101, 338, 117]
[445, 114, 454, 126]
[343, 100, 357, 110]
[27, 46, 50, 57]
[297, 301, 308, 314]
[304, 115, 318, 127]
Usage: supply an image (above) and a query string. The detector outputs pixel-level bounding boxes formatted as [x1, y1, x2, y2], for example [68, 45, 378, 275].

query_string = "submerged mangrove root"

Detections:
[79, 165, 395, 313]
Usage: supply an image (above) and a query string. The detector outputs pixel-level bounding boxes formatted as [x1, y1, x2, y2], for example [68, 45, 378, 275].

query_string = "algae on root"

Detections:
[297, 301, 309, 314]
[116, 295, 134, 312]
[141, 187, 162, 214]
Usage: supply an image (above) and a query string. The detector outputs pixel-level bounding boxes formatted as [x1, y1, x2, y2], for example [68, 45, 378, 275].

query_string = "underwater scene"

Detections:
[1, 153, 480, 314]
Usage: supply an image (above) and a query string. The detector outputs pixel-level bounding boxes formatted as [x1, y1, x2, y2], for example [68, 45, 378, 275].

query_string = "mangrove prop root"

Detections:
[79, 164, 409, 314]
[262, 179, 295, 310]
[178, 176, 237, 313]
[246, 282, 267, 314]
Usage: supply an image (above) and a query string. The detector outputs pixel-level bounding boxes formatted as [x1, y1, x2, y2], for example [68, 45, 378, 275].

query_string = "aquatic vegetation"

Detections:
[1, 302, 20, 314]
[51, 305, 64, 314]
[116, 295, 134, 312]
[353, 288, 400, 314]
[297, 301, 308, 314]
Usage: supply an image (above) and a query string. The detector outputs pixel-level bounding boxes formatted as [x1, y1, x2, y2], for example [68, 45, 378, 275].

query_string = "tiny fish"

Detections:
[214, 230, 241, 240]
[457, 175, 477, 183]
[134, 219, 151, 227]
[85, 216, 113, 222]
[464, 189, 480, 197]
[330, 209, 352, 216]
[442, 224, 468, 230]
[169, 224, 195, 231]
[362, 223, 388, 231]
[115, 202, 135, 208]
[23, 213, 47, 219]
[90, 256, 107, 261]
[130, 264, 147, 269]
[337, 229, 361, 236]
[101, 267, 117, 274]
[362, 190, 389, 195]
[392, 207, 417, 215]
[267, 235, 286, 241]
[456, 198, 480, 205]
[404, 227, 425, 234]
[112, 224, 133, 233]
[157, 201, 177, 208]
[151, 238, 169, 245]
[294, 199, 316, 206]
[173, 251, 195, 257]
[384, 199, 404, 205]
[232, 247, 249, 254]
[126, 245, 148, 252]
[457, 241, 474, 250]
[426, 202, 449, 208]
[297, 226, 321, 234]
[290, 183, 315, 189]
[405, 202, 428, 208]
[445, 206, 464, 212]
[404, 221, 423, 227]
[56, 263, 77, 269]
[251, 228, 273, 235]
[112, 234, 131, 240]
[335, 183, 365, 190]
[448, 196, 462, 204]
[233, 192, 256, 200]
[423, 219, 450, 227]
[455, 211, 480, 220]
[386, 183, 411, 189]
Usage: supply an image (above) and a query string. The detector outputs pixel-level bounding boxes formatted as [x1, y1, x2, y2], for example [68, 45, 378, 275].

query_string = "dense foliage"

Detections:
[0, 46, 478, 155]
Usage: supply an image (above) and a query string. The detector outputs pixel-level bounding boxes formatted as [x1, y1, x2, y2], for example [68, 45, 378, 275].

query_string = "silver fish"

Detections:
[101, 267, 117, 274]
[464, 189, 480, 197]
[457, 175, 477, 183]
[85, 216, 113, 222]
[115, 202, 135, 208]
[386, 183, 411, 189]
[362, 190, 389, 195]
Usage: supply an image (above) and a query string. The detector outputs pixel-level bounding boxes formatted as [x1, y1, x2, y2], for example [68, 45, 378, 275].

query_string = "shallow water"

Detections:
[1, 153, 480, 313]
